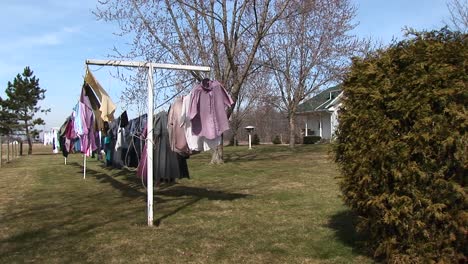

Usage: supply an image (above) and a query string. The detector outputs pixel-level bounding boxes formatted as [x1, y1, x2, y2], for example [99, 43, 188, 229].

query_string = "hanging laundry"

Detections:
[136, 126, 148, 179]
[58, 117, 76, 158]
[189, 79, 234, 140]
[84, 66, 116, 124]
[122, 114, 146, 167]
[120, 111, 129, 128]
[74, 138, 81, 153]
[79, 87, 98, 156]
[52, 128, 60, 154]
[113, 125, 127, 168]
[168, 97, 190, 156]
[73, 102, 83, 136]
[180, 92, 221, 152]
[137, 111, 190, 183]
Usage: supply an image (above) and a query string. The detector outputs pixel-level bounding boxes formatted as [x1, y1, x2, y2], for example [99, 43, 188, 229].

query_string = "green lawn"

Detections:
[0, 144, 372, 263]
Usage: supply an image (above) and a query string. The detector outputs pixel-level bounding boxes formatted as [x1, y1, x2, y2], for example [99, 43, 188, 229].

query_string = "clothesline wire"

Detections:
[143, 78, 197, 136]
[155, 77, 196, 90]
[88, 64, 106, 72]
[154, 81, 192, 109]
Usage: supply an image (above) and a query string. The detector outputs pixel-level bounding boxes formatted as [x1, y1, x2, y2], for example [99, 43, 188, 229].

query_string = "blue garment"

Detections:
[74, 138, 81, 153]
[73, 102, 83, 135]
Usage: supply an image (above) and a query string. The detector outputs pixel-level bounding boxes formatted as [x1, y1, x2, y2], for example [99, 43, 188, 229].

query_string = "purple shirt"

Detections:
[79, 90, 97, 156]
[189, 80, 234, 140]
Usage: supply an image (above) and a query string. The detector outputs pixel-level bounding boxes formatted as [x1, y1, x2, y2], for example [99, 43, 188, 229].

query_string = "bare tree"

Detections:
[94, 0, 292, 163]
[446, 0, 468, 32]
[228, 69, 271, 145]
[261, 0, 365, 148]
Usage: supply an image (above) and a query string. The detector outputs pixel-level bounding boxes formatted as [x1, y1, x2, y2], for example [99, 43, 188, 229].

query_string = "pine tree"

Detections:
[3, 67, 49, 154]
[0, 98, 18, 135]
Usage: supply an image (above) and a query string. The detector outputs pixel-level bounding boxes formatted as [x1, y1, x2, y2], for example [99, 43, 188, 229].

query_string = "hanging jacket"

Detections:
[188, 80, 234, 140]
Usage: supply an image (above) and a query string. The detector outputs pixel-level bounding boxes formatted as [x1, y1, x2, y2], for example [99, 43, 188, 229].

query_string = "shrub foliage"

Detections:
[272, 135, 281, 144]
[334, 29, 467, 262]
[252, 133, 260, 145]
[303, 136, 321, 144]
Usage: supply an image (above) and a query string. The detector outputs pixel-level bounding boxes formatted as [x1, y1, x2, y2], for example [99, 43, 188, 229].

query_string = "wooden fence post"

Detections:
[7, 138, 10, 162]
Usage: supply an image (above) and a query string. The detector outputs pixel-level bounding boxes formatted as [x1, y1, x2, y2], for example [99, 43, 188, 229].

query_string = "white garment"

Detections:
[43, 131, 54, 145]
[180, 93, 221, 151]
[113, 127, 126, 167]
[52, 128, 59, 153]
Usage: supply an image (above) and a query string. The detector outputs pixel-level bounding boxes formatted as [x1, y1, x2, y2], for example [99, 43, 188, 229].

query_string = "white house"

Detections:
[296, 86, 343, 140]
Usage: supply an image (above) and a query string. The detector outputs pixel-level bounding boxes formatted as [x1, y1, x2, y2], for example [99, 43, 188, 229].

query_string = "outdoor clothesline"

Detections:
[83, 59, 210, 227]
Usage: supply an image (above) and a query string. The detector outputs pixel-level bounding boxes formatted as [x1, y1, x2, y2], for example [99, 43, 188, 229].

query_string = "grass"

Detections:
[0, 144, 372, 263]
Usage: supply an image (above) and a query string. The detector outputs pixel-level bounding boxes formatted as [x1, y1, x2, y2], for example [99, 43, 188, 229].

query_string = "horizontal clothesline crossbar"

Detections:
[85, 59, 211, 72]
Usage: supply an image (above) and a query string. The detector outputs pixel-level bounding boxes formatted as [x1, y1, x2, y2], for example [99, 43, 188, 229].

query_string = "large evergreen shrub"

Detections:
[334, 29, 467, 262]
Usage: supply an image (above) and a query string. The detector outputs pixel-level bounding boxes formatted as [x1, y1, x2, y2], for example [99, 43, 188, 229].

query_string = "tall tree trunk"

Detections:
[288, 112, 296, 149]
[25, 120, 32, 155]
[211, 135, 224, 164]
[229, 133, 238, 146]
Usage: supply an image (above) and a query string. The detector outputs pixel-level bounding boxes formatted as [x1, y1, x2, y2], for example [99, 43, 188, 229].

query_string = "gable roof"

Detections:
[297, 86, 342, 113]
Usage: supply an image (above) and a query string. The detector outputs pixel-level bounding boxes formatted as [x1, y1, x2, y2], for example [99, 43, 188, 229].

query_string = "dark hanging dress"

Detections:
[153, 111, 190, 182]
[137, 111, 190, 182]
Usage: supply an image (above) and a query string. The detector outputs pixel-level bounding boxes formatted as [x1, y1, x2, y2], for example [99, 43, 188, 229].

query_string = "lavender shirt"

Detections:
[79, 91, 97, 156]
[189, 81, 234, 140]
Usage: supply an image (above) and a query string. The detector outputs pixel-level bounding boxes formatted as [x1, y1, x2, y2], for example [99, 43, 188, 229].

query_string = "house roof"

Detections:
[297, 86, 342, 113]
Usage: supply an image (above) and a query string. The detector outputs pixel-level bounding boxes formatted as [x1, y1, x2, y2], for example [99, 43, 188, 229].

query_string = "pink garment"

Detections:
[181, 93, 222, 152]
[64, 118, 76, 153]
[79, 89, 97, 156]
[168, 97, 190, 155]
[65, 117, 76, 140]
[188, 80, 234, 140]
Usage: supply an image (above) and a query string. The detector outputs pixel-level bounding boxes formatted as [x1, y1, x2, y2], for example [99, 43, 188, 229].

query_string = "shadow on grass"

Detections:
[70, 162, 250, 227]
[223, 152, 291, 163]
[70, 162, 147, 200]
[30, 153, 56, 156]
[0, 207, 141, 261]
[327, 210, 371, 257]
[155, 186, 250, 226]
[0, 221, 105, 262]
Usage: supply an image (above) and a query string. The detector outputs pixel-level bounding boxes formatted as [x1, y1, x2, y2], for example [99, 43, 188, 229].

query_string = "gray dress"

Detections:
[153, 111, 190, 182]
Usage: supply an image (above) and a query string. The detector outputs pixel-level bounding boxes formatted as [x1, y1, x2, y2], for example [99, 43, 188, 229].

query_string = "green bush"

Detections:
[334, 29, 467, 263]
[272, 135, 281, 144]
[252, 133, 260, 145]
[303, 136, 321, 144]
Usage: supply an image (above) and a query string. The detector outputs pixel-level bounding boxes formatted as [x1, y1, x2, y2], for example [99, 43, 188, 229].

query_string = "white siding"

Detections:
[321, 113, 332, 139]
[305, 112, 333, 139]
[305, 115, 321, 136]
[330, 109, 339, 139]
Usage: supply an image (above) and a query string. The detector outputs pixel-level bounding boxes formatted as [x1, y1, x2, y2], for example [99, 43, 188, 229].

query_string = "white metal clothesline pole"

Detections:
[146, 64, 154, 226]
[85, 59, 210, 227]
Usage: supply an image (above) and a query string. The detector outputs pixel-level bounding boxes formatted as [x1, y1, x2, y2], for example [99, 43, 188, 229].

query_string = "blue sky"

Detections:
[0, 0, 453, 131]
